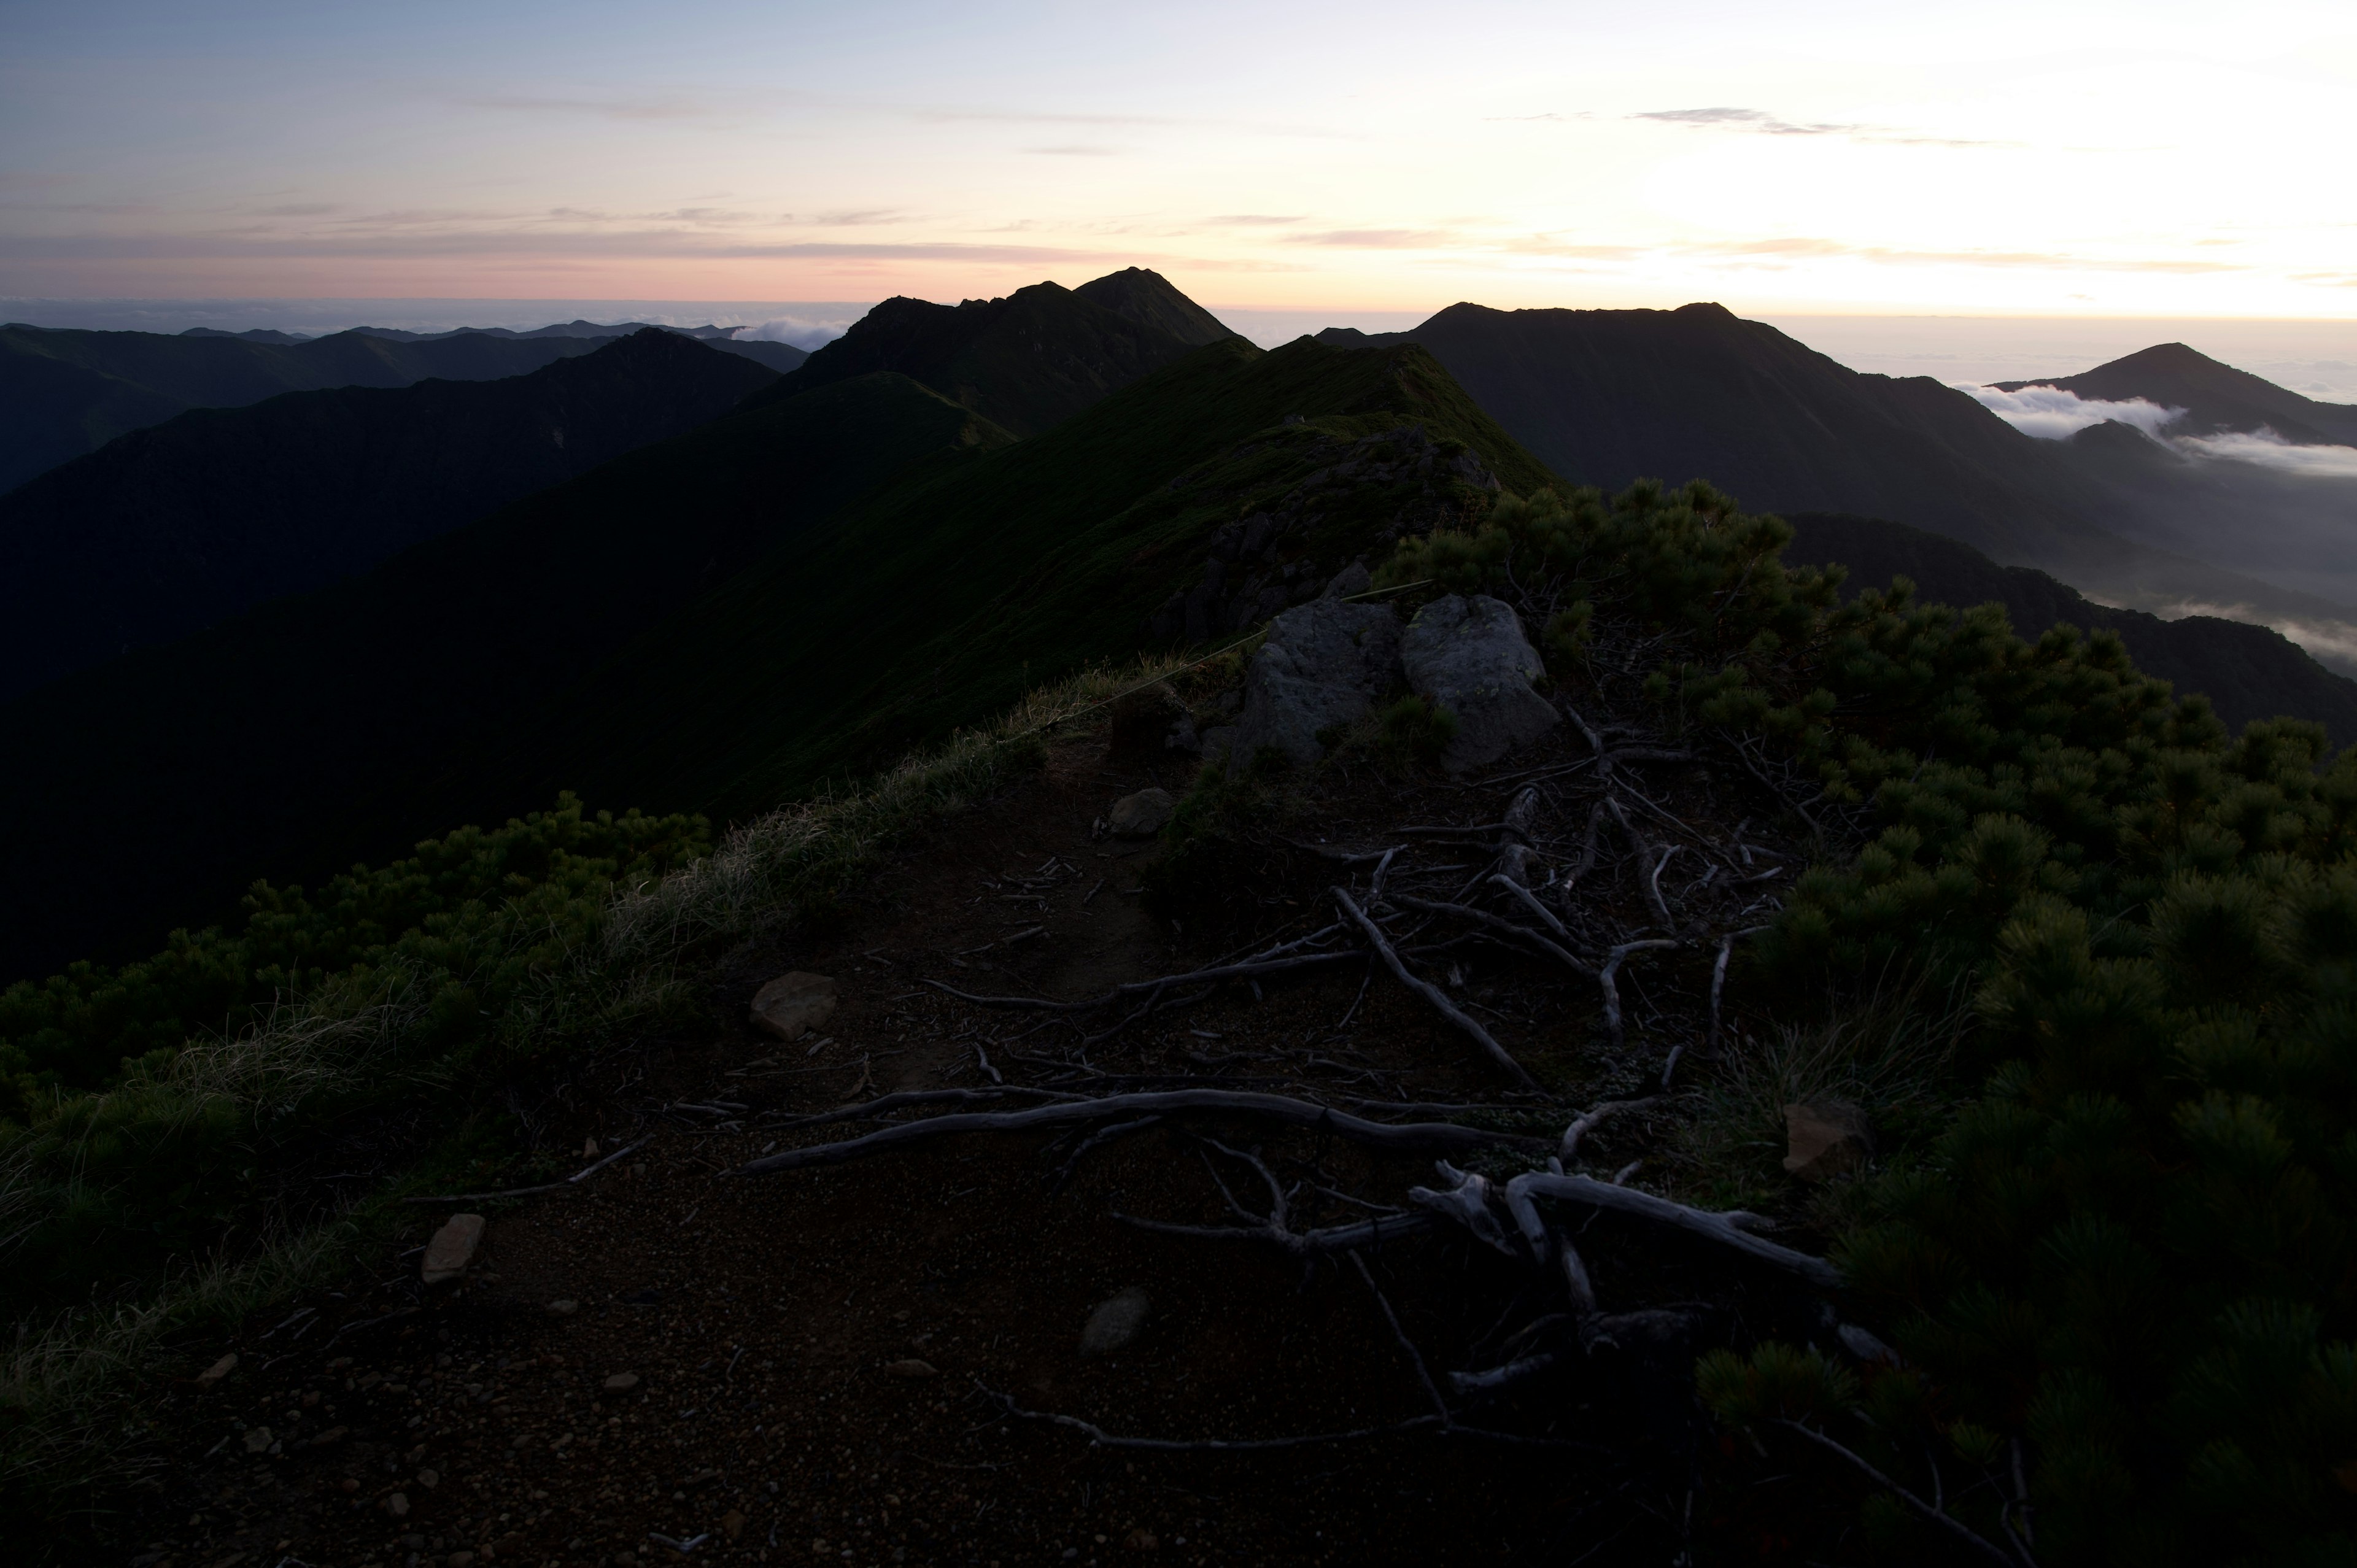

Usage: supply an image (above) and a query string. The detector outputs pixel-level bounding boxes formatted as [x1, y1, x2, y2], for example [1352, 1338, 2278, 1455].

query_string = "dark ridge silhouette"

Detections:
[0, 323, 626, 492]
[1314, 303, 2357, 643]
[1782, 511, 2357, 746]
[755, 271, 1218, 435]
[1072, 266, 1242, 347]
[0, 330, 780, 701]
[0, 331, 1540, 984]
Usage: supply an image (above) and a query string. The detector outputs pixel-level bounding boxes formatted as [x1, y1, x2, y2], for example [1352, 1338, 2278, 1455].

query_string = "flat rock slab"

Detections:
[1231, 598, 1404, 765]
[1080, 1286, 1151, 1356]
[1107, 787, 1175, 838]
[750, 971, 839, 1041]
[420, 1213, 485, 1285]
[1401, 593, 1558, 773]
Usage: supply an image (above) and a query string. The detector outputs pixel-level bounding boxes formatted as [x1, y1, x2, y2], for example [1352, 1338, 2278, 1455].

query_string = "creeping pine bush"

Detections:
[1377, 479, 2357, 1561]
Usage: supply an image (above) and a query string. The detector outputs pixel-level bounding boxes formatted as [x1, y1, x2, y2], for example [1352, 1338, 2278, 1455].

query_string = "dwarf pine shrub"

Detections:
[1380, 480, 2357, 1559]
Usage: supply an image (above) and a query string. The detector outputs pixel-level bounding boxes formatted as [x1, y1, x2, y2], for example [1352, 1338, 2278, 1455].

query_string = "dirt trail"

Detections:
[136, 723, 1786, 1568]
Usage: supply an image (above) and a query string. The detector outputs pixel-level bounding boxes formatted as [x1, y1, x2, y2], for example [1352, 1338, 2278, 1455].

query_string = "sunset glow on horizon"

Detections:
[4, 0, 2353, 320]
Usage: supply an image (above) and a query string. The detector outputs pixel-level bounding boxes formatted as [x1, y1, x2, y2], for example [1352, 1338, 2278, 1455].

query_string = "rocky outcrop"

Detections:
[1146, 423, 1504, 646]
[1228, 598, 1404, 765]
[1401, 595, 1557, 772]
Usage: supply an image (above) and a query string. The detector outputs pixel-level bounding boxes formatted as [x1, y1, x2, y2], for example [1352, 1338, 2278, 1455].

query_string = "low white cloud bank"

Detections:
[2173, 428, 2357, 478]
[742, 309, 860, 349]
[1964, 384, 2357, 477]
[1960, 383, 2183, 439]
[2146, 600, 2357, 676]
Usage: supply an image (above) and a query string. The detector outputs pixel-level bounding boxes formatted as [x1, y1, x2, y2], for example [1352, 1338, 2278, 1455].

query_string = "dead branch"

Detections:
[1504, 1172, 1840, 1288]
[1598, 938, 1677, 1046]
[1768, 1420, 2035, 1568]
[1352, 1251, 1451, 1426]
[980, 1387, 1441, 1451]
[1448, 1353, 1560, 1396]
[1388, 894, 1589, 974]
[1558, 1097, 1658, 1163]
[765, 1086, 1080, 1130]
[403, 1137, 649, 1204]
[1487, 874, 1572, 942]
[1113, 1207, 1438, 1257]
[1331, 886, 1542, 1091]
[731, 1089, 1549, 1175]
[921, 947, 1362, 1012]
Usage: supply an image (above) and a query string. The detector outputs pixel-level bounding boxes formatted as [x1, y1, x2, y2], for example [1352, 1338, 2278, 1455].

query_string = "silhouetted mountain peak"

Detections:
[1072, 268, 1238, 347]
[756, 271, 1229, 436]
[1996, 341, 2357, 446]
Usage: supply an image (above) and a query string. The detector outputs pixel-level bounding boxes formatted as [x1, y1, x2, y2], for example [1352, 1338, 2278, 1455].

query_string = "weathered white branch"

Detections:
[1505, 1172, 1839, 1288]
[1332, 886, 1541, 1091]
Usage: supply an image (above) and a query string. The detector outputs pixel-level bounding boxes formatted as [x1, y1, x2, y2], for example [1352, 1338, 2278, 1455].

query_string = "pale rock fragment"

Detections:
[749, 972, 839, 1041]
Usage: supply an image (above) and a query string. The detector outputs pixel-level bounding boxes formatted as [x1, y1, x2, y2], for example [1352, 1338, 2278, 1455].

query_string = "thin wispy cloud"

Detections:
[2177, 430, 2357, 477]
[1211, 214, 1306, 225]
[1023, 145, 1120, 156]
[1288, 229, 1452, 249]
[1633, 106, 2003, 149]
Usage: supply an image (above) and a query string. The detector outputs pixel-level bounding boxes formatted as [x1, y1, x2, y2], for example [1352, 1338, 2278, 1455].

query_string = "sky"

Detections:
[2, 1, 2354, 320]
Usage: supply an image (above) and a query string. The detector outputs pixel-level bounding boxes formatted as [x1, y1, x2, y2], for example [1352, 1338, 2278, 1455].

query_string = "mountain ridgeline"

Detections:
[0, 301, 1535, 981]
[0, 318, 803, 495]
[0, 330, 782, 699]
[2, 271, 2355, 989]
[1315, 304, 2357, 647]
[756, 267, 1237, 435]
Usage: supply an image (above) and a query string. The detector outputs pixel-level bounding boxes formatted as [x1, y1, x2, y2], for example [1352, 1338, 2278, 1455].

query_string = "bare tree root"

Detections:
[730, 1089, 1549, 1175]
[1388, 894, 1589, 974]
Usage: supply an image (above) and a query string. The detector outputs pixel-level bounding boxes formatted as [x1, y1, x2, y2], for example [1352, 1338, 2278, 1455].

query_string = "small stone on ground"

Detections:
[749, 972, 839, 1041]
[420, 1213, 486, 1286]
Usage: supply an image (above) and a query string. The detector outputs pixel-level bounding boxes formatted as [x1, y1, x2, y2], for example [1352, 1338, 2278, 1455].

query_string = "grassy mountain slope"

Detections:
[0, 330, 780, 701]
[0, 373, 1003, 983]
[754, 272, 1212, 435]
[1782, 510, 2357, 744]
[0, 324, 619, 492]
[492, 335, 1552, 821]
[1316, 304, 2356, 636]
[1997, 341, 2357, 444]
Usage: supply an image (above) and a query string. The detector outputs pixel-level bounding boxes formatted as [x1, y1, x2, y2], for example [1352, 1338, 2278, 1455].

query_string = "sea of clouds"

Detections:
[1961, 382, 2357, 478]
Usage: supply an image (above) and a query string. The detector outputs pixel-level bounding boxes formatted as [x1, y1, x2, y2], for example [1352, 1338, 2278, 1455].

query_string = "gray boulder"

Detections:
[1229, 597, 1403, 765]
[1401, 594, 1558, 772]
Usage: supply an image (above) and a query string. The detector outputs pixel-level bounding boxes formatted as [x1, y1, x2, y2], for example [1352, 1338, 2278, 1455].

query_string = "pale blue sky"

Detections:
[4, 1, 2353, 317]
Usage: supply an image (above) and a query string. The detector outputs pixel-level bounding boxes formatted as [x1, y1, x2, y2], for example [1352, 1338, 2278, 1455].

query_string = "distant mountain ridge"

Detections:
[0, 330, 780, 700]
[758, 268, 1235, 436]
[0, 323, 617, 493]
[0, 320, 806, 493]
[1315, 304, 2357, 660]
[0, 322, 1536, 983]
[1996, 342, 2357, 446]
[1781, 511, 2357, 746]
